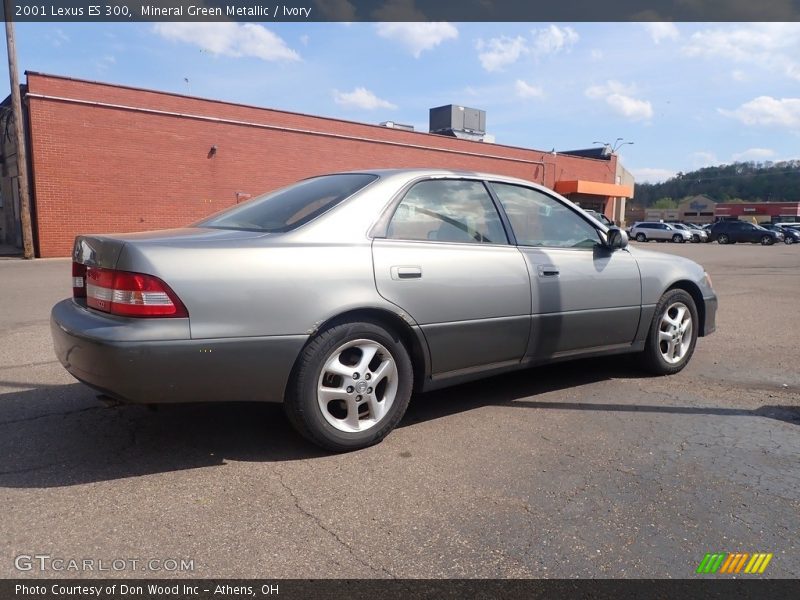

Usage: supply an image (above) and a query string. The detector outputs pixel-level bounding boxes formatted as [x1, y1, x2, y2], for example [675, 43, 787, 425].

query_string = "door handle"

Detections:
[537, 264, 560, 277]
[391, 266, 422, 280]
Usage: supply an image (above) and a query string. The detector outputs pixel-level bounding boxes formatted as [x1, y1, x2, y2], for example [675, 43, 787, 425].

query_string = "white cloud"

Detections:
[49, 28, 70, 48]
[515, 80, 543, 99]
[731, 69, 748, 82]
[732, 148, 776, 161]
[630, 168, 676, 183]
[375, 22, 458, 58]
[585, 81, 654, 121]
[95, 55, 116, 72]
[476, 36, 527, 72]
[590, 49, 604, 61]
[691, 152, 719, 169]
[476, 25, 577, 72]
[719, 96, 800, 129]
[683, 23, 800, 81]
[333, 87, 397, 110]
[153, 23, 300, 62]
[643, 22, 680, 44]
[530, 25, 579, 57]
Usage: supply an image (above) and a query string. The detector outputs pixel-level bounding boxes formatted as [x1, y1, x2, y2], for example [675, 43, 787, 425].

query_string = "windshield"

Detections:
[197, 173, 378, 232]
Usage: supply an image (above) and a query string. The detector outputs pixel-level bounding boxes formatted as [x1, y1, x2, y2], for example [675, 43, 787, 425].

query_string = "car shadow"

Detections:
[0, 357, 797, 488]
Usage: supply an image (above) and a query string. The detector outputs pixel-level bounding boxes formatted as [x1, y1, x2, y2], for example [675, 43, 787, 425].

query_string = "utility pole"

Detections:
[4, 0, 34, 258]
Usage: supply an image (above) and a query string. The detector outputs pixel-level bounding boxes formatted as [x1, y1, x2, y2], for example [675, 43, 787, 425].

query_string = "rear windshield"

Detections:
[197, 173, 378, 232]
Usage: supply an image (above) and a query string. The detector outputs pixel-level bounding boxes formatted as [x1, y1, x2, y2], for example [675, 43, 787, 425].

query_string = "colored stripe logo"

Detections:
[696, 552, 773, 574]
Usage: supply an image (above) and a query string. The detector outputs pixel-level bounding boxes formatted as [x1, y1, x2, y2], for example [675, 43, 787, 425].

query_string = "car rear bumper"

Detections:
[50, 299, 307, 404]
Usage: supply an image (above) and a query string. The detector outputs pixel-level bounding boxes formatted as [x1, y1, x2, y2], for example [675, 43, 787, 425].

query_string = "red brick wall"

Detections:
[26, 73, 618, 257]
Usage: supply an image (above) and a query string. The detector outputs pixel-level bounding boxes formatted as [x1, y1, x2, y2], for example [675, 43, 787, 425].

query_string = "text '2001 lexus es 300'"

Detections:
[51, 169, 717, 451]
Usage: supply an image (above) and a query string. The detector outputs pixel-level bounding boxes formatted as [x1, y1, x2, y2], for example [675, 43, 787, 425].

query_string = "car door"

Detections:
[728, 222, 746, 242]
[488, 181, 642, 358]
[372, 178, 531, 376]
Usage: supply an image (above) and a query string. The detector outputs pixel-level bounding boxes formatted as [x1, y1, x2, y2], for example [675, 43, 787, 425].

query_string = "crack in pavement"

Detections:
[0, 404, 105, 427]
[274, 468, 395, 578]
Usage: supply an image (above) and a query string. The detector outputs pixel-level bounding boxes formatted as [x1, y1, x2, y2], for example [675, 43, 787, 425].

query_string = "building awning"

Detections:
[554, 180, 634, 198]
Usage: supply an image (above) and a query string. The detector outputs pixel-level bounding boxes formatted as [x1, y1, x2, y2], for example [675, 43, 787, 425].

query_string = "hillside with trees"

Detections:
[635, 161, 800, 207]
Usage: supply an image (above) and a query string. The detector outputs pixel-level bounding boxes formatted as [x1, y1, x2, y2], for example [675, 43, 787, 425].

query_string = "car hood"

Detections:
[626, 245, 705, 276]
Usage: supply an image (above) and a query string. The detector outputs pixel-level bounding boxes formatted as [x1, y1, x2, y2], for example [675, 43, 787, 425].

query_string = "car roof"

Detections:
[333, 168, 551, 189]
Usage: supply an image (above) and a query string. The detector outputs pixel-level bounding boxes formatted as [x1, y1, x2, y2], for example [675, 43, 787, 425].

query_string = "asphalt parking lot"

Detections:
[2, 242, 798, 579]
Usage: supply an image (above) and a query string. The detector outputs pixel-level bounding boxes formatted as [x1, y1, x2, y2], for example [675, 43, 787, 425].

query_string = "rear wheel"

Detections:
[761, 235, 774, 245]
[640, 289, 698, 375]
[786, 237, 795, 245]
[717, 233, 729, 244]
[284, 320, 413, 452]
[635, 233, 647, 242]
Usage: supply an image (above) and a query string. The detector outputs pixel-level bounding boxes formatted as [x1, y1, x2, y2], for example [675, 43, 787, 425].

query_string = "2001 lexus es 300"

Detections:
[52, 169, 717, 451]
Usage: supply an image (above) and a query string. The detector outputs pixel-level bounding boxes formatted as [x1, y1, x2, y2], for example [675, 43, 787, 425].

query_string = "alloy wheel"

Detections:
[316, 339, 398, 433]
[658, 302, 693, 365]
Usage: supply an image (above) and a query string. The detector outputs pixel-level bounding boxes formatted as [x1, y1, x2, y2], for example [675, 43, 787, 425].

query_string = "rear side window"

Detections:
[198, 174, 378, 232]
[386, 179, 507, 244]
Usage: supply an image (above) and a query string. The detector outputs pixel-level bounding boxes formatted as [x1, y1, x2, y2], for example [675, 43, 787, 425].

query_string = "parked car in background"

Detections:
[683, 223, 711, 242]
[50, 169, 717, 451]
[629, 222, 693, 243]
[760, 223, 800, 244]
[778, 222, 800, 233]
[670, 223, 708, 243]
[709, 220, 781, 245]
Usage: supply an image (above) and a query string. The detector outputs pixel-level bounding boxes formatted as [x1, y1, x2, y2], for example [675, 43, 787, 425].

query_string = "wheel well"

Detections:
[311, 309, 428, 391]
[667, 281, 707, 336]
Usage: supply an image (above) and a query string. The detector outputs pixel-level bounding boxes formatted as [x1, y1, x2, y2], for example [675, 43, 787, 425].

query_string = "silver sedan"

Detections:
[51, 169, 717, 451]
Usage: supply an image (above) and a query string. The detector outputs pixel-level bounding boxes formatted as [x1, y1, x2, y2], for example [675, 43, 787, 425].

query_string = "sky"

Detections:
[2, 21, 800, 183]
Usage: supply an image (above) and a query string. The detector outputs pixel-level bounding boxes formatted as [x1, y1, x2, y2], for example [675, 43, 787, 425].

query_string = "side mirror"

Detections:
[606, 227, 629, 250]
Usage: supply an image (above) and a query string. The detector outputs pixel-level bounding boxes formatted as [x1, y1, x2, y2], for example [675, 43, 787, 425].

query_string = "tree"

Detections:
[652, 197, 677, 209]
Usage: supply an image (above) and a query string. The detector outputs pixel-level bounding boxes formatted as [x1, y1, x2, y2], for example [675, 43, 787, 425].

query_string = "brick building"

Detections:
[1, 73, 633, 257]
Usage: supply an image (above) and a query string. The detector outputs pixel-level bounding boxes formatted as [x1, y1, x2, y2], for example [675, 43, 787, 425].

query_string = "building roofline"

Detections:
[24, 71, 614, 164]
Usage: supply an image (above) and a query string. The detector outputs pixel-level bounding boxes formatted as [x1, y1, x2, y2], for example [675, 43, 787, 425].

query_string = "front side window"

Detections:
[490, 182, 600, 249]
[386, 179, 507, 244]
[198, 173, 378, 232]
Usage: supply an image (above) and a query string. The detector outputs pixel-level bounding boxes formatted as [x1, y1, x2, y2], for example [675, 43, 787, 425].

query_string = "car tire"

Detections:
[786, 237, 795, 245]
[635, 233, 647, 242]
[761, 235, 774, 246]
[639, 289, 699, 376]
[717, 233, 729, 244]
[284, 320, 413, 452]
[672, 234, 684, 243]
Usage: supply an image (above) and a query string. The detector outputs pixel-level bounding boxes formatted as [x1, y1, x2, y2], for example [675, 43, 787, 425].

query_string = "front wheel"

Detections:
[786, 237, 795, 245]
[761, 235, 774, 245]
[639, 289, 699, 375]
[717, 233, 729, 244]
[672, 234, 684, 243]
[284, 320, 413, 452]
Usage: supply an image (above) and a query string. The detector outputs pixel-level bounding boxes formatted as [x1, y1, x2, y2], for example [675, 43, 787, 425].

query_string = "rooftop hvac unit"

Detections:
[429, 105, 486, 140]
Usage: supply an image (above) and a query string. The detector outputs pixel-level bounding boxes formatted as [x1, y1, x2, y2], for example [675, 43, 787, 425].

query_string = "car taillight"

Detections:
[84, 267, 188, 318]
[72, 261, 87, 298]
